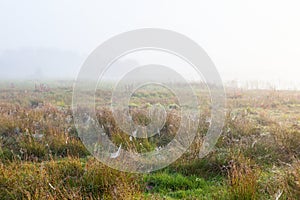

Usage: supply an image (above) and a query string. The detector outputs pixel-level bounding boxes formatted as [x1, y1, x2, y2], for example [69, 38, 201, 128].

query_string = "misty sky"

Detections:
[0, 1, 300, 85]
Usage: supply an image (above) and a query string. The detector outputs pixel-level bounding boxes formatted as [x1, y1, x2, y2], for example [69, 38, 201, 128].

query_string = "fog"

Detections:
[0, 48, 83, 80]
[0, 0, 300, 89]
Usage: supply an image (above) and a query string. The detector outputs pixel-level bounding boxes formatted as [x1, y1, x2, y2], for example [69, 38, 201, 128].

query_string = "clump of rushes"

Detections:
[228, 154, 260, 200]
[284, 160, 300, 199]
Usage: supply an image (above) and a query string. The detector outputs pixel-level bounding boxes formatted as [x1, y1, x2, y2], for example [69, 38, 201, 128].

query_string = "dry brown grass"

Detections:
[0, 157, 143, 200]
[227, 154, 260, 200]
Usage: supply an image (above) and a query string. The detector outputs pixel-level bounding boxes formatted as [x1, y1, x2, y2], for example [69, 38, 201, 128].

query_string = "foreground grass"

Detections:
[0, 157, 143, 200]
[1, 156, 299, 199]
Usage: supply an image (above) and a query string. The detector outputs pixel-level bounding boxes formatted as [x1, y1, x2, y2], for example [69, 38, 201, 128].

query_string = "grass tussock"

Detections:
[227, 154, 260, 200]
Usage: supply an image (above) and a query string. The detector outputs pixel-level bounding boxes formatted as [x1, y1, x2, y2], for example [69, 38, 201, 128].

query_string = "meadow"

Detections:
[0, 81, 299, 199]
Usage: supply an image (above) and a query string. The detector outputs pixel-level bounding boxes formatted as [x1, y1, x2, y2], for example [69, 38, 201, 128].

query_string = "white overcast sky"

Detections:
[0, 0, 300, 84]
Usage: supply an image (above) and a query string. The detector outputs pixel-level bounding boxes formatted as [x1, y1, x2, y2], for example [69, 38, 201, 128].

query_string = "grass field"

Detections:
[0, 81, 299, 199]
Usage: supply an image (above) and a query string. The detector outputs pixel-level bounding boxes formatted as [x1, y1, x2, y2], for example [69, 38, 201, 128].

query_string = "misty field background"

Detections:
[1, 0, 300, 199]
